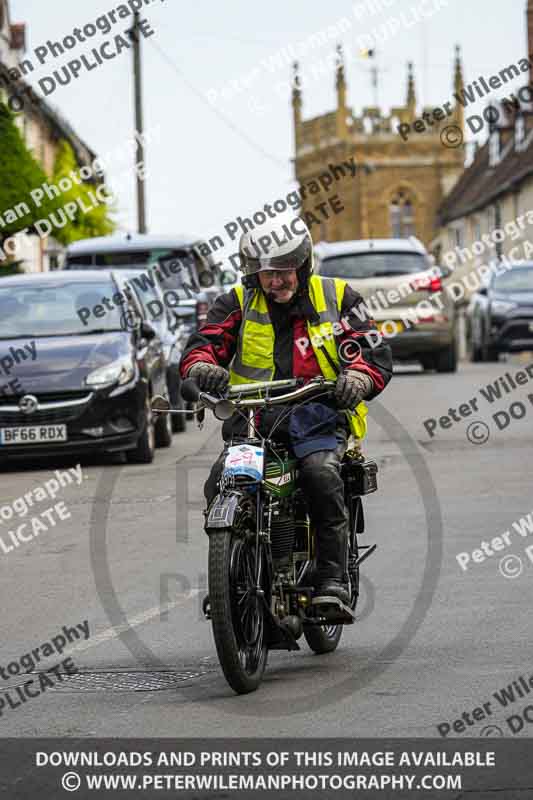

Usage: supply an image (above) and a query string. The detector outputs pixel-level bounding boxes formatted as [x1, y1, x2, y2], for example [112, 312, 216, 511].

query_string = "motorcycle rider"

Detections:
[179, 218, 392, 609]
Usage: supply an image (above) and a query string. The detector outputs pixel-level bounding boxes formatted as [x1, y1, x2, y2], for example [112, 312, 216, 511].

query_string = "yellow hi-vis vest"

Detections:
[230, 275, 368, 440]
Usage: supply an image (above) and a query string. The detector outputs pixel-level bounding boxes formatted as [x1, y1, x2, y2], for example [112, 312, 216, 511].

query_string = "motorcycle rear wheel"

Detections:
[303, 620, 343, 654]
[209, 528, 269, 694]
[303, 538, 359, 654]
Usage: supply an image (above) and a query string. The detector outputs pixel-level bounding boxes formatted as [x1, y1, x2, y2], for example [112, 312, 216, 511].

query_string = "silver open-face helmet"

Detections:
[238, 217, 313, 278]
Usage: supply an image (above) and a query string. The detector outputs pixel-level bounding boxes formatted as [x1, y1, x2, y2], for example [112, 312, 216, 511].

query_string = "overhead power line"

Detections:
[146, 39, 288, 170]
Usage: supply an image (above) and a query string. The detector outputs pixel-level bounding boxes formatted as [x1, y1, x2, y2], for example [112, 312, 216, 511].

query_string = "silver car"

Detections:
[314, 237, 457, 373]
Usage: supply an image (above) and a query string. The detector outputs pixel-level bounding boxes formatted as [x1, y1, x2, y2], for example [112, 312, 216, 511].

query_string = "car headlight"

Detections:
[491, 300, 517, 314]
[86, 357, 136, 387]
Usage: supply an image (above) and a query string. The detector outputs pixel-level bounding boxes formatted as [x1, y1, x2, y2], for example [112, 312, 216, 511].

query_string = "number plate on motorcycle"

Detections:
[224, 444, 264, 481]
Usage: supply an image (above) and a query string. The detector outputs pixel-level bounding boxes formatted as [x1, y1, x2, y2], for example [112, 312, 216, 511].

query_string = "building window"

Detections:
[494, 202, 502, 258]
[487, 205, 496, 234]
[389, 190, 415, 237]
[489, 130, 500, 167]
[515, 115, 525, 150]
[473, 217, 482, 244]
[513, 190, 521, 222]
[452, 223, 464, 249]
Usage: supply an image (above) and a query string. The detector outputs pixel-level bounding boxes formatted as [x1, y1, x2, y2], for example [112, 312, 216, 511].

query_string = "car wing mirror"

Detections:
[139, 320, 157, 341]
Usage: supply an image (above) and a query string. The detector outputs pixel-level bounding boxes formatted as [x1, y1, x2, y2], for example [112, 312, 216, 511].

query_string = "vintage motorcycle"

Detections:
[152, 376, 378, 695]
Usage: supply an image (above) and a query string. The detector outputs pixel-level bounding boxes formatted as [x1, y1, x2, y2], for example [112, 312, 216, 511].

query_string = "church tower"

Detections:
[292, 46, 465, 247]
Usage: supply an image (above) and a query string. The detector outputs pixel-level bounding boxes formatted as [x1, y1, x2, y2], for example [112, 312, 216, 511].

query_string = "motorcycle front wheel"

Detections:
[209, 527, 269, 694]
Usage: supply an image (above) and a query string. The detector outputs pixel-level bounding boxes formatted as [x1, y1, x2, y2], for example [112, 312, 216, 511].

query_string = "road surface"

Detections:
[1, 356, 532, 739]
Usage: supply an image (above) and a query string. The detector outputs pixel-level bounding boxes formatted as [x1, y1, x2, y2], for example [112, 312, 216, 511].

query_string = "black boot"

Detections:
[314, 571, 350, 606]
[298, 448, 351, 608]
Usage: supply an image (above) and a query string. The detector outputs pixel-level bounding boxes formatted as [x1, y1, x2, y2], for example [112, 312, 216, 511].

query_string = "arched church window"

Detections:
[389, 190, 415, 237]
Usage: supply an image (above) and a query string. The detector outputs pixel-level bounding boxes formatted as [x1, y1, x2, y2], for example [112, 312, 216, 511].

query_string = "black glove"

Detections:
[334, 370, 373, 410]
[188, 362, 229, 394]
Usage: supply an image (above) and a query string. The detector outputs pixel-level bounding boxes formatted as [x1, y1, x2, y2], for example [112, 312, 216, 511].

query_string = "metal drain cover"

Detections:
[46, 669, 214, 692]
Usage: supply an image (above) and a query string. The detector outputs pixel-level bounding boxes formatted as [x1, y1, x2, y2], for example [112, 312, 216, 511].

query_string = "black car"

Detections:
[466, 262, 533, 361]
[114, 269, 189, 433]
[0, 271, 168, 464]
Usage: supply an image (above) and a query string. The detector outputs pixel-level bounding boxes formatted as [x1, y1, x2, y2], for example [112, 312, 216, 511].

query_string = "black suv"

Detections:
[466, 262, 533, 361]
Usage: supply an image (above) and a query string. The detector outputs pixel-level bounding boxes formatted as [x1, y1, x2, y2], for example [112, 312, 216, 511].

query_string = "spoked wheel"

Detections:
[208, 523, 269, 694]
[303, 618, 343, 654]
[348, 537, 360, 613]
[303, 538, 359, 655]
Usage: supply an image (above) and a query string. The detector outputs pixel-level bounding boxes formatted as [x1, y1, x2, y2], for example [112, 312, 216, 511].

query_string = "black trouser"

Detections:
[204, 425, 349, 583]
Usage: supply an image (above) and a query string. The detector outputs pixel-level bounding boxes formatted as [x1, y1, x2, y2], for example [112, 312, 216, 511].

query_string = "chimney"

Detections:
[10, 23, 26, 52]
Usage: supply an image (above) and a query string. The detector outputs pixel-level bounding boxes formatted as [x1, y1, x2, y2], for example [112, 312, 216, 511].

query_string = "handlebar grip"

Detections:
[181, 378, 201, 403]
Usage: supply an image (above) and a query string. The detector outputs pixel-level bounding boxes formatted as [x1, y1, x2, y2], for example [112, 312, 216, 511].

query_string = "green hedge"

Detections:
[0, 102, 115, 273]
[0, 101, 56, 240]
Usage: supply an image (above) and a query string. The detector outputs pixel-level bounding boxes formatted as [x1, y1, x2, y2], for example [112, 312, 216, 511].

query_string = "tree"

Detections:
[0, 101, 56, 241]
[51, 139, 116, 245]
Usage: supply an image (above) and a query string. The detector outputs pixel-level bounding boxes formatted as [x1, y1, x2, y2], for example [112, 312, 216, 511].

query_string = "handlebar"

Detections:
[177, 376, 336, 421]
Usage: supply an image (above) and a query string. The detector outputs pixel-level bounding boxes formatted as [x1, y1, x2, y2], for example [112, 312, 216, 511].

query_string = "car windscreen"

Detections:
[65, 250, 152, 268]
[66, 248, 194, 272]
[493, 267, 533, 292]
[319, 251, 429, 278]
[0, 281, 124, 337]
[65, 249, 200, 297]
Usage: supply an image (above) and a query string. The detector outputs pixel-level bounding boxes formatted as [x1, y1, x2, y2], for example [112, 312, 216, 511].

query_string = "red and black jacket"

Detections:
[179, 283, 392, 399]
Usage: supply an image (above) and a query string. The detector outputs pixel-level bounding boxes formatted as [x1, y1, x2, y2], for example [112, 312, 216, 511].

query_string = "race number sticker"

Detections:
[224, 445, 264, 481]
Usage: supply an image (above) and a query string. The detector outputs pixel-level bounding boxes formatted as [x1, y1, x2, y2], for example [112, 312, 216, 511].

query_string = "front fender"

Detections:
[205, 491, 243, 531]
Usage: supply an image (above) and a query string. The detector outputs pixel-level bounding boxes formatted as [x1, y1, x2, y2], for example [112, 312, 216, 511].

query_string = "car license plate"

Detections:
[0, 425, 67, 445]
[378, 321, 404, 334]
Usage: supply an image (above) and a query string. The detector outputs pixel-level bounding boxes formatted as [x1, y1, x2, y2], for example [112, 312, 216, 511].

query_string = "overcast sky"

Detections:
[10, 0, 528, 256]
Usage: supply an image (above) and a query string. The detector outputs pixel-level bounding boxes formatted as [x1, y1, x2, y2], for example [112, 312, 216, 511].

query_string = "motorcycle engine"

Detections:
[269, 498, 296, 565]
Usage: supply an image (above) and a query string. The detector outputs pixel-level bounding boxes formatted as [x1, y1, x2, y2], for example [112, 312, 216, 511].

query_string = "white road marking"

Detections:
[67, 590, 203, 657]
